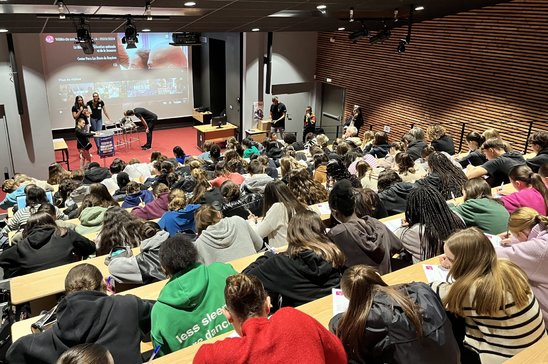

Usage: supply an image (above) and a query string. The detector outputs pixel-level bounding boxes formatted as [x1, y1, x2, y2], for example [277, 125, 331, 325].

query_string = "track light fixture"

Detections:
[122, 17, 139, 49]
[75, 17, 94, 55]
[57, 1, 65, 19]
[349, 7, 354, 22]
[145, 1, 152, 21]
[396, 4, 414, 53]
[369, 23, 391, 44]
[349, 22, 368, 43]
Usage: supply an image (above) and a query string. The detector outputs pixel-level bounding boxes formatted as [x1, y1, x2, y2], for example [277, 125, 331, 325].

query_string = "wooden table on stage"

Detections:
[53, 138, 70, 170]
[193, 123, 238, 151]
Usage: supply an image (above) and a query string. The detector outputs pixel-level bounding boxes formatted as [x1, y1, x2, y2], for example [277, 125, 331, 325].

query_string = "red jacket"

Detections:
[193, 307, 347, 364]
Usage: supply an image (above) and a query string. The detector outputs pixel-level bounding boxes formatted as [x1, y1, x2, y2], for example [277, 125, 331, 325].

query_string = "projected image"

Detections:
[40, 32, 193, 130]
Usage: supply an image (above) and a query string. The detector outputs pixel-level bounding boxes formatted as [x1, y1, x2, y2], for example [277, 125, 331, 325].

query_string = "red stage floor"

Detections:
[57, 126, 202, 170]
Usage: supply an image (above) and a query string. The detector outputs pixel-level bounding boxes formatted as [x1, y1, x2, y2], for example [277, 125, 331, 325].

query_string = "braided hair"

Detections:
[427, 152, 467, 199]
[404, 186, 465, 260]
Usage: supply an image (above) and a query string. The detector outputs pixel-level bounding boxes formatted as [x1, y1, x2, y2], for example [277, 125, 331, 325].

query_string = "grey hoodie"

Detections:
[195, 216, 263, 265]
[241, 174, 274, 194]
[108, 230, 169, 284]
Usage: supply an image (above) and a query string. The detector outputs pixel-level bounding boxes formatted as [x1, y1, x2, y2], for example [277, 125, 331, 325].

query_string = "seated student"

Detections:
[256, 154, 278, 179]
[151, 234, 237, 356]
[415, 151, 467, 200]
[427, 124, 455, 155]
[405, 127, 427, 161]
[197, 140, 213, 160]
[153, 160, 175, 187]
[395, 186, 465, 262]
[82, 162, 111, 185]
[173, 145, 188, 165]
[47, 162, 71, 185]
[526, 131, 548, 173]
[354, 187, 388, 219]
[220, 181, 262, 219]
[188, 169, 223, 205]
[96, 206, 144, 256]
[242, 138, 261, 158]
[121, 181, 154, 209]
[343, 126, 362, 146]
[112, 171, 131, 201]
[108, 221, 168, 284]
[57, 344, 114, 364]
[330, 265, 460, 364]
[466, 138, 526, 187]
[158, 189, 201, 235]
[131, 183, 169, 220]
[240, 160, 274, 194]
[431, 228, 546, 364]
[355, 159, 381, 191]
[2, 185, 66, 236]
[451, 178, 509, 235]
[394, 152, 426, 183]
[194, 274, 348, 364]
[101, 158, 126, 194]
[501, 164, 548, 215]
[495, 208, 548, 325]
[244, 210, 344, 310]
[0, 178, 31, 210]
[327, 158, 362, 188]
[248, 180, 308, 248]
[457, 131, 487, 167]
[209, 161, 245, 188]
[328, 180, 402, 273]
[7, 264, 154, 364]
[312, 152, 328, 184]
[194, 205, 263, 265]
[287, 168, 328, 206]
[123, 158, 152, 181]
[376, 170, 415, 215]
[0, 212, 95, 278]
[363, 131, 390, 158]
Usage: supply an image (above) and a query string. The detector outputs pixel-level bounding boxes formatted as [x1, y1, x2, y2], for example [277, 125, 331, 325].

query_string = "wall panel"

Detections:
[315, 0, 547, 152]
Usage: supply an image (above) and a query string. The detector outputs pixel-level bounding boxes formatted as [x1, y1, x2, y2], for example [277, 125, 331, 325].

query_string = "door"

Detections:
[319, 83, 345, 141]
[209, 39, 226, 116]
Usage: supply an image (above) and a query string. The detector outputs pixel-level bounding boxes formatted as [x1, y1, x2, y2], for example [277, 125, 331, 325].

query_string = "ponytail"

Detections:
[509, 165, 548, 213]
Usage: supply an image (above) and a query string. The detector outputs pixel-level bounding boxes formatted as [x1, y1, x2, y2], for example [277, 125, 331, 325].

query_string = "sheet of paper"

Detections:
[332, 288, 349, 316]
[485, 233, 502, 247]
[383, 218, 402, 232]
[316, 203, 331, 216]
[422, 264, 449, 283]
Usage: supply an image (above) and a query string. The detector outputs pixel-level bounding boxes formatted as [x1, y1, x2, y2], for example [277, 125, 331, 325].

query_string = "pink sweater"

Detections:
[496, 224, 548, 325]
[501, 188, 547, 215]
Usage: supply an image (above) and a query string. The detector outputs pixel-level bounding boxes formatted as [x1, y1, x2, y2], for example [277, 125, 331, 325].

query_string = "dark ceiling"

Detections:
[0, 0, 510, 34]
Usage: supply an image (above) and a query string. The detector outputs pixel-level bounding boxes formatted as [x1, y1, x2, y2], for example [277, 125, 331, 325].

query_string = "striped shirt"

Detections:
[431, 281, 546, 364]
[2, 206, 66, 235]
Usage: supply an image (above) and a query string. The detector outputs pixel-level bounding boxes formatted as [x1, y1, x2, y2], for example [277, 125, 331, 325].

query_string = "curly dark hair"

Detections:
[96, 206, 145, 256]
[287, 168, 328, 205]
[159, 235, 198, 276]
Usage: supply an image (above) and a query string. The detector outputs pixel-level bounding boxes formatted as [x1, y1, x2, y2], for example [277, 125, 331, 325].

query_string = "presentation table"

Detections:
[53, 138, 70, 170]
[193, 123, 238, 151]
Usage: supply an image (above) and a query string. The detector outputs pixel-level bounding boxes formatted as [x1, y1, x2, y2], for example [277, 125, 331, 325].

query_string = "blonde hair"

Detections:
[316, 134, 329, 147]
[482, 128, 513, 152]
[426, 124, 446, 140]
[168, 189, 187, 211]
[280, 157, 302, 178]
[444, 227, 531, 316]
[507, 207, 548, 234]
[361, 131, 375, 147]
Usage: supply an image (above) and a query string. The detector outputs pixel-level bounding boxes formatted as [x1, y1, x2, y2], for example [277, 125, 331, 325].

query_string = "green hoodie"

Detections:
[151, 262, 237, 356]
[451, 198, 509, 235]
[75, 206, 108, 235]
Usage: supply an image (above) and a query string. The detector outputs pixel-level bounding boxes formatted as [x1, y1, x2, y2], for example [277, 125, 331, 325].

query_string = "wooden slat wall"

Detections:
[315, 0, 547, 152]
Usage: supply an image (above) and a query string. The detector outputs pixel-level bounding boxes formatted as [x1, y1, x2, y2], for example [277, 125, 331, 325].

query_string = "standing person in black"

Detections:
[302, 106, 316, 142]
[343, 105, 364, 133]
[86, 92, 112, 132]
[72, 95, 89, 132]
[124, 108, 158, 150]
[75, 118, 95, 167]
[270, 96, 287, 136]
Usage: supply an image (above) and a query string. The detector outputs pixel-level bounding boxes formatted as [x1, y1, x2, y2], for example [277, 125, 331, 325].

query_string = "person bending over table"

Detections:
[124, 108, 158, 150]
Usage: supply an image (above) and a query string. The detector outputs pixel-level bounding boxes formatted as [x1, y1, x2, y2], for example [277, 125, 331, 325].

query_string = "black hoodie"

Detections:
[527, 147, 548, 173]
[83, 166, 112, 184]
[244, 250, 342, 311]
[378, 182, 416, 215]
[0, 226, 95, 278]
[7, 291, 154, 364]
[406, 140, 427, 161]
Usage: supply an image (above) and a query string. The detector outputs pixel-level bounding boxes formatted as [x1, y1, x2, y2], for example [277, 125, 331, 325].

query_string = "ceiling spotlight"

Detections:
[397, 39, 407, 53]
[0, 29, 8, 33]
[251, 28, 260, 32]
[142, 28, 151, 32]
[75, 17, 95, 55]
[415, 6, 425, 11]
[184, 1, 196, 6]
[338, 27, 345, 31]
[145, 1, 152, 21]
[349, 7, 354, 22]
[122, 18, 139, 49]
[58, 1, 65, 20]
[316, 4, 327, 14]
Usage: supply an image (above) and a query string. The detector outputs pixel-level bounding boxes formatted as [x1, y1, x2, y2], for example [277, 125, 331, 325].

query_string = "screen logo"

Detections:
[45, 35, 55, 44]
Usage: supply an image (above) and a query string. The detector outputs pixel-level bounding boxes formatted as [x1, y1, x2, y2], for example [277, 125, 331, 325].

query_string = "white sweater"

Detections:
[251, 202, 289, 248]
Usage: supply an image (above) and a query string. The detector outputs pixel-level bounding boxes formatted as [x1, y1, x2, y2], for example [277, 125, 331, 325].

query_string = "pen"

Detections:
[450, 191, 456, 204]
[147, 345, 161, 363]
[264, 242, 277, 253]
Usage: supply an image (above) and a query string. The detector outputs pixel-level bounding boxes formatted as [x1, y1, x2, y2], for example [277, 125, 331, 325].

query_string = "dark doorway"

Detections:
[209, 39, 226, 116]
[320, 83, 345, 140]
